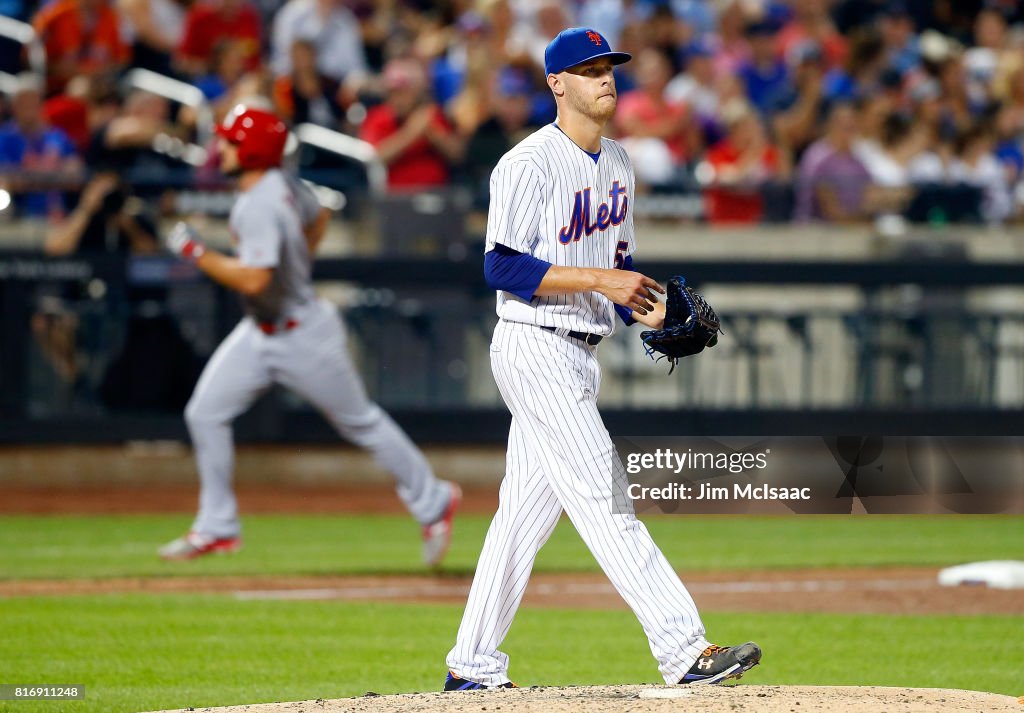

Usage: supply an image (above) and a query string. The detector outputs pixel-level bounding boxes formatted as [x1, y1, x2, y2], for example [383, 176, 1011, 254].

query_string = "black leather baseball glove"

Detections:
[640, 276, 722, 372]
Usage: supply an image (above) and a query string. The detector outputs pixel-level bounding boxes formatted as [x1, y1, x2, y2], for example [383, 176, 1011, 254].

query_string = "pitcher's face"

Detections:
[558, 58, 617, 124]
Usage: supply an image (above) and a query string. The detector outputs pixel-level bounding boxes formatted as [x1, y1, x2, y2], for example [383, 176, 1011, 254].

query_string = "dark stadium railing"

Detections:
[2, 249, 1023, 443]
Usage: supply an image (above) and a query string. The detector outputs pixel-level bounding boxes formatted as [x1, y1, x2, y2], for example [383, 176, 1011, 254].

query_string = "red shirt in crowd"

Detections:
[33, 0, 129, 91]
[359, 104, 453, 189]
[43, 95, 91, 152]
[777, 23, 847, 69]
[703, 139, 780, 224]
[179, 1, 262, 71]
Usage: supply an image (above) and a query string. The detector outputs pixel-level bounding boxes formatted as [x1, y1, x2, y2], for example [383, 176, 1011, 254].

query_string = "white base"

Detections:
[937, 560, 1024, 589]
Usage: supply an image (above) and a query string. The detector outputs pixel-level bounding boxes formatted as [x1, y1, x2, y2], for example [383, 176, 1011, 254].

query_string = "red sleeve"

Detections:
[273, 77, 295, 121]
[33, 2, 72, 60]
[824, 34, 848, 69]
[429, 105, 452, 135]
[359, 107, 392, 146]
[243, 6, 262, 44]
[101, 8, 130, 64]
[178, 8, 206, 59]
[32, 3, 55, 40]
[705, 141, 730, 167]
[241, 7, 263, 68]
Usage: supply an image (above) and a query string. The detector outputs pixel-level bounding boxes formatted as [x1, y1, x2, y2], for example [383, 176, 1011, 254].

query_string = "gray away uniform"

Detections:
[185, 169, 450, 537]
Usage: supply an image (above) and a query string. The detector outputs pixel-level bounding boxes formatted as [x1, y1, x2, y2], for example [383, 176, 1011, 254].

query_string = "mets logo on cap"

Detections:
[544, 27, 632, 76]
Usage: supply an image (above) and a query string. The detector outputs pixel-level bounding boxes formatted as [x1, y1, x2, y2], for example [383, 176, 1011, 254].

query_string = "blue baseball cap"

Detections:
[544, 27, 631, 76]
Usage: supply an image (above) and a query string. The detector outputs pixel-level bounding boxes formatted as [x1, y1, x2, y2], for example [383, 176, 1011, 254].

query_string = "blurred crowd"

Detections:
[3, 0, 1024, 236]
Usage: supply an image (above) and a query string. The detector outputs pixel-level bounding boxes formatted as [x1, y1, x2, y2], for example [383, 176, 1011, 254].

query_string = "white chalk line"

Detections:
[232, 578, 937, 601]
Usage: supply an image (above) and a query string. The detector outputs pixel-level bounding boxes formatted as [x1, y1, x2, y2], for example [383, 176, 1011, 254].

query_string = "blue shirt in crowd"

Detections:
[0, 123, 77, 217]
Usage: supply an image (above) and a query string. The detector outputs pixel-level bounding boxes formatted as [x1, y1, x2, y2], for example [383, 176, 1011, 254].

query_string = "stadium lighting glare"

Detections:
[0, 189, 11, 212]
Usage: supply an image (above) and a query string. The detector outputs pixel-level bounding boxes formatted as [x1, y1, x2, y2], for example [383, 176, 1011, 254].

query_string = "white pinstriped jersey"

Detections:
[485, 123, 636, 335]
[450, 125, 712, 689]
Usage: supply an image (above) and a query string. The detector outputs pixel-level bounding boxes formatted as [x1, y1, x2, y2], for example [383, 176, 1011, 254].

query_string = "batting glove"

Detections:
[165, 222, 207, 263]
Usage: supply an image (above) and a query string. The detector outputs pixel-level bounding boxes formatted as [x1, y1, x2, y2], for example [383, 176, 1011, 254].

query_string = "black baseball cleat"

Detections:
[680, 642, 762, 684]
[444, 671, 517, 691]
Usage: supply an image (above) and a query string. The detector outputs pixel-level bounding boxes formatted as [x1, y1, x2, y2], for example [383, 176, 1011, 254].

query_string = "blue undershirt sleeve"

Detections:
[483, 244, 552, 302]
[614, 254, 637, 326]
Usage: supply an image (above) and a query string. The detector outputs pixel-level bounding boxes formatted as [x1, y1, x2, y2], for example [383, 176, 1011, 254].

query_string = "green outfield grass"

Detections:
[1, 514, 1022, 580]
[2, 514, 1021, 713]
[1, 595, 1021, 713]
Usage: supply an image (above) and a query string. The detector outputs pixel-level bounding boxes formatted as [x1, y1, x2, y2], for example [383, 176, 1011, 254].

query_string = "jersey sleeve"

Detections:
[483, 244, 551, 302]
[286, 174, 322, 227]
[234, 203, 282, 268]
[485, 159, 544, 254]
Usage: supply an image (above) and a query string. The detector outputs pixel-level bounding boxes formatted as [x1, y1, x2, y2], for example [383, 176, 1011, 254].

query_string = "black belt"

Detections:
[540, 325, 603, 345]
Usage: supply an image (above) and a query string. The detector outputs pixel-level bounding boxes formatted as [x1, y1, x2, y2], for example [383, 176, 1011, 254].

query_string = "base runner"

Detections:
[159, 104, 460, 567]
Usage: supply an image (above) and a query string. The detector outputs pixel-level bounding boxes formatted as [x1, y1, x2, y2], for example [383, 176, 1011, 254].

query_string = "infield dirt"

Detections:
[3, 567, 1023, 616]
[140, 685, 1023, 713]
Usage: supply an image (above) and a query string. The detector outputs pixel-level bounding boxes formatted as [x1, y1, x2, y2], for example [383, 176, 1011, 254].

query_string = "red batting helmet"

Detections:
[215, 105, 288, 170]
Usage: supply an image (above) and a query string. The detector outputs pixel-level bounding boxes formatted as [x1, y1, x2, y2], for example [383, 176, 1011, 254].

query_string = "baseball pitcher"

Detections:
[443, 29, 761, 690]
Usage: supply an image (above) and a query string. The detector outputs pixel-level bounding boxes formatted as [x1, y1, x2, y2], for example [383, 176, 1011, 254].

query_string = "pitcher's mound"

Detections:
[141, 685, 1021, 712]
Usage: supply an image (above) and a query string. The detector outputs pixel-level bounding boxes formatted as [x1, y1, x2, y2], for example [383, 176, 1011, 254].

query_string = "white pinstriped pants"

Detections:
[447, 320, 710, 685]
